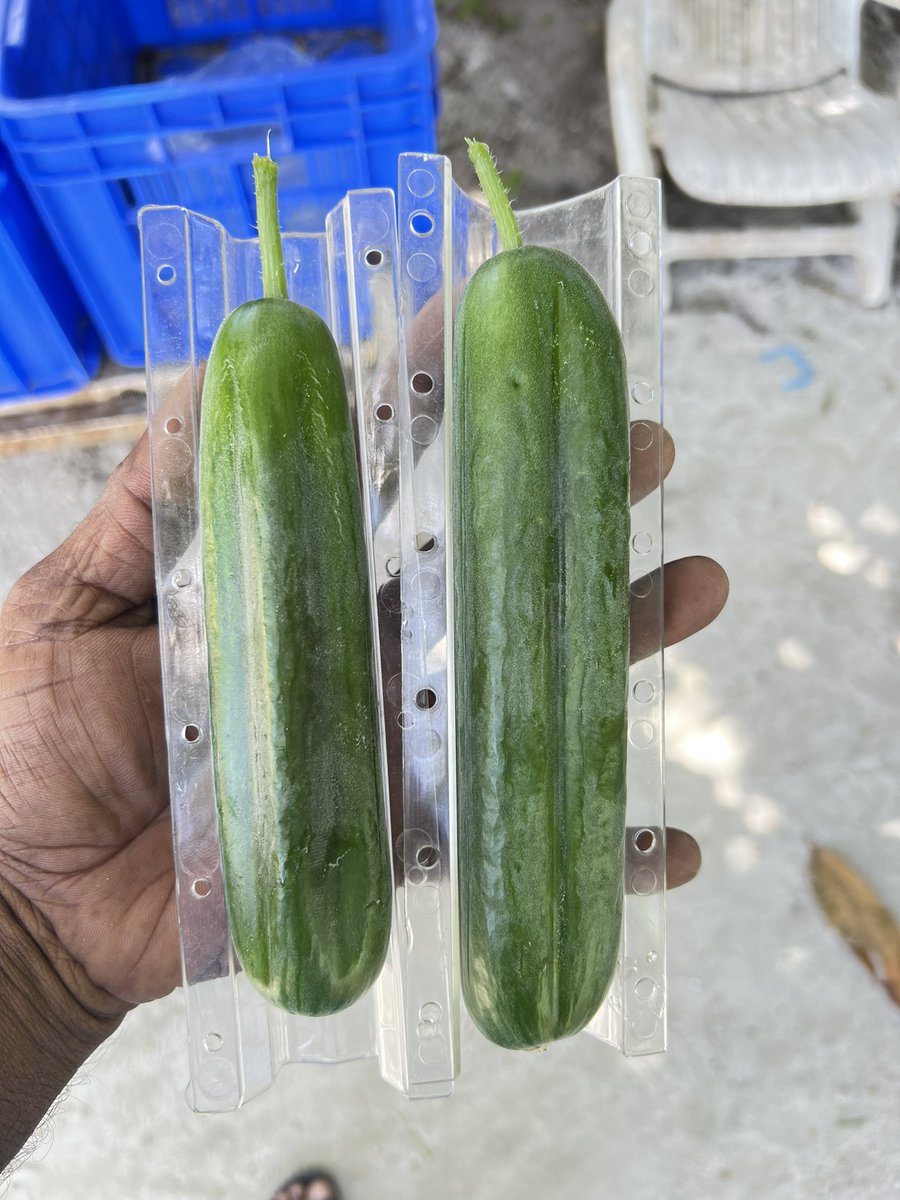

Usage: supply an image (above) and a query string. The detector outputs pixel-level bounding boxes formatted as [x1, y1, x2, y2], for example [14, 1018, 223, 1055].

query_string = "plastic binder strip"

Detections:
[140, 153, 663, 1113]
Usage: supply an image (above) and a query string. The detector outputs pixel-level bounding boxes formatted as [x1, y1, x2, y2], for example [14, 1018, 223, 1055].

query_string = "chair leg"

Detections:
[854, 196, 898, 307]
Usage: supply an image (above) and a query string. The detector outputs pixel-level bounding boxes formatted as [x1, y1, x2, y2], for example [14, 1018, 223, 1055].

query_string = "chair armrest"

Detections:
[606, 0, 656, 177]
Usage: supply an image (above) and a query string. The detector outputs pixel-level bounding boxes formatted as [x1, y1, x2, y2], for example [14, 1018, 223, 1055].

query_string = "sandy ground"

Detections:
[2, 3, 900, 1197]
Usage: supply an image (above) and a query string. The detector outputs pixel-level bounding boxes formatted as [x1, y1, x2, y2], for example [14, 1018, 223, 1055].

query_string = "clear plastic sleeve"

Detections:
[139, 153, 664, 1112]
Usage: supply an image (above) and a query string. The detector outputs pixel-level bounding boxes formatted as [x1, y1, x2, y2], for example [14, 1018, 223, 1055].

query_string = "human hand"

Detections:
[0, 427, 175, 1007]
[0, 403, 726, 1009]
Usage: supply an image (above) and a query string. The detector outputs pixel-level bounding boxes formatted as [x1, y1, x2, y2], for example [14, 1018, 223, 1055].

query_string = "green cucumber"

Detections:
[454, 141, 630, 1049]
[199, 152, 391, 1016]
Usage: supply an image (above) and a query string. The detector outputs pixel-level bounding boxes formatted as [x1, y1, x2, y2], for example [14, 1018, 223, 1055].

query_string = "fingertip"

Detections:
[666, 828, 701, 889]
[662, 555, 729, 649]
[693, 554, 730, 611]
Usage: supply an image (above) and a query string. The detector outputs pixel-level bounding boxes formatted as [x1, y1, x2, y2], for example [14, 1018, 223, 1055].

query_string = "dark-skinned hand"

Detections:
[0, 405, 727, 1007]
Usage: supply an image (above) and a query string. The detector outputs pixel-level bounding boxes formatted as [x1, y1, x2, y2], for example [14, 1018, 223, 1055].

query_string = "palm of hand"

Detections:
[0, 418, 726, 1011]
[0, 439, 179, 1005]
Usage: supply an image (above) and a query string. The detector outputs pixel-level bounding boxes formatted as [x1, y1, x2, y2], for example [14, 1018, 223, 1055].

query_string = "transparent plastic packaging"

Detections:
[139, 153, 664, 1112]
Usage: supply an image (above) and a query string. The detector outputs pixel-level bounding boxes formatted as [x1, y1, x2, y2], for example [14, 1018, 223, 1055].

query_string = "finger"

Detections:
[630, 555, 729, 663]
[0, 431, 154, 642]
[666, 828, 701, 889]
[661, 555, 729, 650]
[630, 421, 675, 505]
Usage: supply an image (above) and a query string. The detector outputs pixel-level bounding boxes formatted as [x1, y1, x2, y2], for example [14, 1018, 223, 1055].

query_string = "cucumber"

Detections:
[199, 152, 391, 1016]
[453, 141, 630, 1049]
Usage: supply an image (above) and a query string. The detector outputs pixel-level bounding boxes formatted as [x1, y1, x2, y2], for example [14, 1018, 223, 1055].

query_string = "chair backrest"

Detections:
[644, 0, 859, 93]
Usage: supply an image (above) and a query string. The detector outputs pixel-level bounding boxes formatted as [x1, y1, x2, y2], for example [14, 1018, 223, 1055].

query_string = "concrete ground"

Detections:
[2, 3, 899, 1197]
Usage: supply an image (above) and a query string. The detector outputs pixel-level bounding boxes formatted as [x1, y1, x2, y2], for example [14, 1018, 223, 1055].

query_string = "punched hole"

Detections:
[375, 402, 394, 421]
[157, 264, 176, 285]
[415, 687, 437, 710]
[411, 371, 434, 396]
[415, 531, 436, 553]
[165, 415, 183, 435]
[192, 878, 211, 898]
[633, 828, 656, 854]
[416, 844, 439, 868]
[183, 723, 202, 743]
[410, 211, 434, 236]
[386, 556, 401, 578]
[365, 248, 384, 267]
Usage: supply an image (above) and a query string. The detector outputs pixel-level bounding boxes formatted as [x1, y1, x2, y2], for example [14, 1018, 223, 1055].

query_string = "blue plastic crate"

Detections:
[0, 144, 99, 401]
[0, 0, 439, 367]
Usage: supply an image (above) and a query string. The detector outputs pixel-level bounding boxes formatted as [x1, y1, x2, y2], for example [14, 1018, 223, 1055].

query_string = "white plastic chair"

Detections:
[607, 0, 900, 304]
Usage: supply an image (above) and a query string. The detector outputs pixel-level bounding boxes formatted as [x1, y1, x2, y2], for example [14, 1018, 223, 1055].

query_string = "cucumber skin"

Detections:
[453, 246, 630, 1050]
[200, 298, 391, 1017]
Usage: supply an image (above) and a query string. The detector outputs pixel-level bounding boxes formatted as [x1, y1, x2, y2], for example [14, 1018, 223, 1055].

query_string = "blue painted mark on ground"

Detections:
[760, 344, 815, 392]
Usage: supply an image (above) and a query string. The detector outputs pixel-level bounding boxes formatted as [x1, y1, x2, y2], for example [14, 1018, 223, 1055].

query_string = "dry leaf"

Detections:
[810, 845, 900, 1007]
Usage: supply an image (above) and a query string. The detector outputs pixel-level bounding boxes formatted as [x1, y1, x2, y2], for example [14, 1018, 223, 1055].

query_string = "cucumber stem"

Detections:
[466, 138, 523, 253]
[252, 149, 288, 300]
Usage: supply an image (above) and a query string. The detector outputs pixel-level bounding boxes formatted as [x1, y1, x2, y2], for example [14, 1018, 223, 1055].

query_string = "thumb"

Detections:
[0, 430, 154, 643]
[0, 367, 203, 644]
